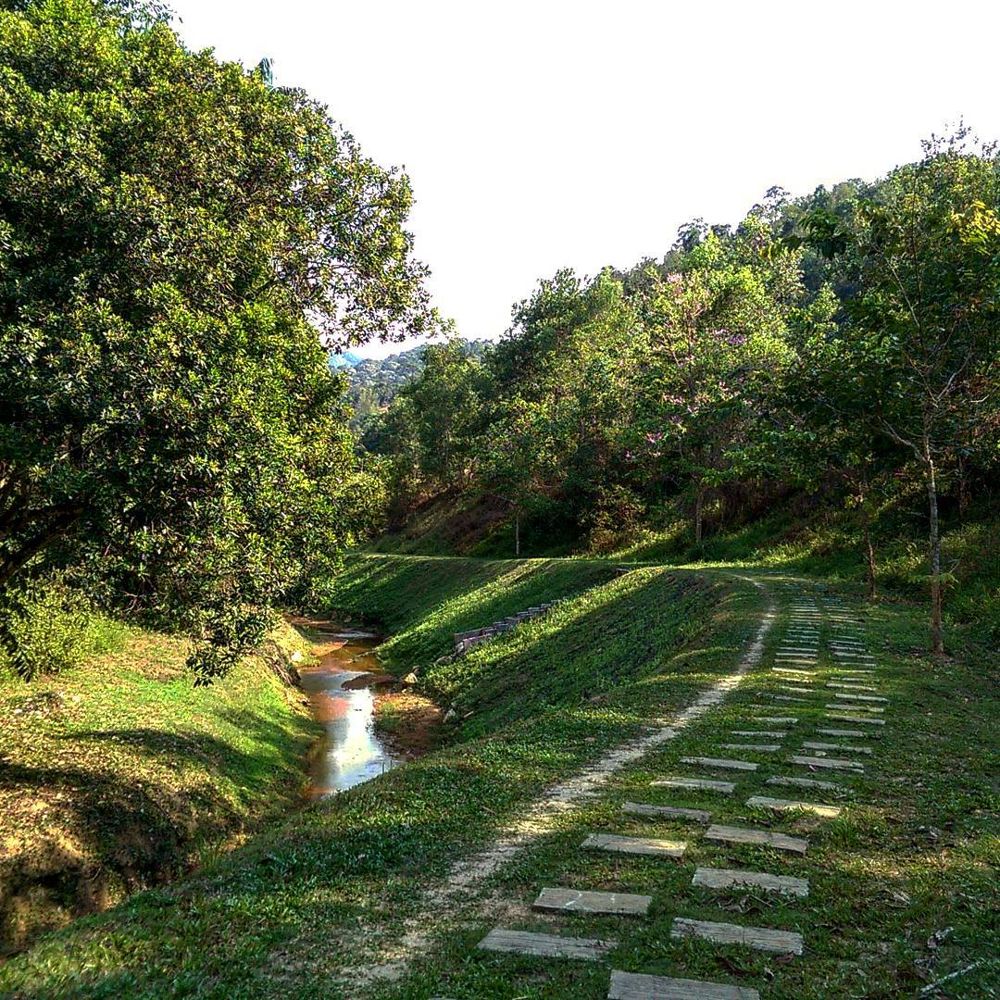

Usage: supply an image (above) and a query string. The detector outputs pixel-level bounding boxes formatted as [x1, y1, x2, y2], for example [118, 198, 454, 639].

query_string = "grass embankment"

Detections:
[0, 620, 318, 957]
[0, 558, 754, 997]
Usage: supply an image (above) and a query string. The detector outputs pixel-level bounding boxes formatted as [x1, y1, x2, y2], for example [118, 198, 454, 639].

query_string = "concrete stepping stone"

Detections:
[681, 757, 758, 771]
[788, 754, 863, 772]
[752, 715, 798, 723]
[826, 713, 885, 726]
[623, 802, 711, 823]
[692, 865, 809, 897]
[719, 743, 780, 752]
[746, 794, 842, 818]
[777, 647, 817, 653]
[777, 685, 814, 694]
[608, 970, 761, 1000]
[477, 927, 615, 961]
[583, 833, 687, 858]
[802, 740, 872, 755]
[767, 774, 841, 792]
[652, 777, 734, 794]
[731, 730, 787, 737]
[671, 917, 803, 955]
[533, 887, 651, 917]
[704, 824, 808, 854]
[772, 667, 814, 676]
[826, 702, 884, 713]
[833, 692, 887, 703]
[817, 727, 871, 738]
[827, 682, 877, 691]
[774, 695, 809, 703]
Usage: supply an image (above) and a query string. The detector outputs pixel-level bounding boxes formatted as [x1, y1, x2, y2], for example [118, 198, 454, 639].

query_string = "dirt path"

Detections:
[337, 576, 775, 993]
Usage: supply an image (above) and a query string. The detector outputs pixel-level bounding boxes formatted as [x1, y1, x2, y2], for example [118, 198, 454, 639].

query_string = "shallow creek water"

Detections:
[298, 628, 401, 798]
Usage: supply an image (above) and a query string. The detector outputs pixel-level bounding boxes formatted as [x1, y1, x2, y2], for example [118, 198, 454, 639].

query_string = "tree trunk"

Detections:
[514, 514, 520, 558]
[863, 518, 877, 600]
[694, 487, 704, 546]
[925, 447, 944, 656]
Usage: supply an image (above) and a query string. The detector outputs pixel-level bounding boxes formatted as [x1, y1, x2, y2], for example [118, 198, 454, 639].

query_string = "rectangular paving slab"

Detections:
[691, 865, 809, 897]
[826, 702, 884, 712]
[704, 824, 808, 854]
[533, 887, 651, 916]
[827, 682, 877, 692]
[817, 727, 872, 738]
[719, 743, 780, 752]
[766, 774, 842, 792]
[774, 695, 809, 703]
[652, 777, 735, 794]
[623, 801, 711, 823]
[772, 667, 815, 675]
[745, 794, 842, 818]
[788, 754, 863, 772]
[833, 692, 888, 703]
[671, 917, 803, 955]
[582, 833, 687, 858]
[731, 730, 787, 738]
[826, 713, 885, 726]
[752, 715, 798, 723]
[477, 928, 616, 960]
[802, 740, 872, 755]
[680, 756, 758, 771]
[608, 970, 761, 1000]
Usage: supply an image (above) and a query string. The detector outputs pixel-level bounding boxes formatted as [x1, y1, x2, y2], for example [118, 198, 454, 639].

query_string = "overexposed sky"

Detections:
[169, 0, 1000, 358]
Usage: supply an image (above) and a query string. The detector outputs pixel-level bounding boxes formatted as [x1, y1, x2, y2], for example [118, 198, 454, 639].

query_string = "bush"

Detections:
[0, 576, 127, 681]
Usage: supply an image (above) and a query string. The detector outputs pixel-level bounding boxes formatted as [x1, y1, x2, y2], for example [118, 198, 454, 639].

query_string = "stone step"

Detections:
[533, 887, 651, 917]
[719, 743, 780, 752]
[671, 917, 803, 955]
[691, 865, 809, 897]
[817, 727, 872, 738]
[623, 802, 711, 823]
[751, 715, 798, 724]
[826, 713, 885, 726]
[651, 777, 735, 794]
[788, 754, 864, 772]
[802, 740, 872, 755]
[772, 667, 815, 676]
[608, 970, 761, 1000]
[826, 702, 884, 713]
[704, 824, 808, 854]
[774, 695, 809, 703]
[832, 668, 875, 674]
[833, 692, 888, 703]
[777, 685, 814, 694]
[730, 730, 787, 738]
[745, 795, 842, 818]
[583, 833, 687, 858]
[477, 927, 616, 961]
[680, 756, 758, 771]
[826, 682, 877, 692]
[767, 775, 841, 792]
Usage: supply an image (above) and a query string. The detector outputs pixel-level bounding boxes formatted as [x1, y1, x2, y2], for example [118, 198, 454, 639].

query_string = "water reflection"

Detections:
[299, 631, 399, 798]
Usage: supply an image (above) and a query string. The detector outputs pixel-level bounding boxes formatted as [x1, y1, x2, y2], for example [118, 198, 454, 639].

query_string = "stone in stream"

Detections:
[788, 754, 863, 772]
[608, 970, 761, 1000]
[802, 740, 872, 755]
[671, 917, 803, 955]
[704, 824, 808, 854]
[623, 801, 711, 823]
[533, 887, 651, 917]
[692, 865, 809, 897]
[652, 777, 735, 794]
[826, 713, 885, 726]
[582, 833, 687, 858]
[730, 730, 787, 737]
[476, 927, 615, 961]
[745, 794, 842, 818]
[833, 692, 888, 703]
[767, 775, 842, 792]
[680, 756, 757, 771]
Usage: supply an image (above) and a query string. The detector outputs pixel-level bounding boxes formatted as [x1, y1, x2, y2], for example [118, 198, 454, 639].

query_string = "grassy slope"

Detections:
[0, 560, 755, 998]
[0, 621, 317, 957]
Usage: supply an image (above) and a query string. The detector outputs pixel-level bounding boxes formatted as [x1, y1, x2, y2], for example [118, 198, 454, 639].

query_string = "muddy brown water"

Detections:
[298, 629, 402, 798]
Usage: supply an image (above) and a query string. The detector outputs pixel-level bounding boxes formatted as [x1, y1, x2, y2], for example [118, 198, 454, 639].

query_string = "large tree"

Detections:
[0, 0, 436, 676]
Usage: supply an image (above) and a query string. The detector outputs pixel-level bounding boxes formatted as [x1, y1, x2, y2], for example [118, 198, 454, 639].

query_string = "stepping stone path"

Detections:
[533, 887, 651, 916]
[608, 971, 761, 999]
[456, 592, 889, 999]
[692, 865, 809, 897]
[583, 833, 687, 858]
[671, 917, 804, 955]
[477, 928, 615, 960]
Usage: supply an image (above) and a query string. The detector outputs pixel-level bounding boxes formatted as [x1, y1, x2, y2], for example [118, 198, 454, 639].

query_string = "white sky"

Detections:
[168, 0, 1000, 359]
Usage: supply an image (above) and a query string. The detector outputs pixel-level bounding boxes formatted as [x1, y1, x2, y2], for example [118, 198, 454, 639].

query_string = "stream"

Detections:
[297, 627, 401, 798]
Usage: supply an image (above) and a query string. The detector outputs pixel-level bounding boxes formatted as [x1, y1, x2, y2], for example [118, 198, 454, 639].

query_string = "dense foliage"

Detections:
[370, 133, 1000, 649]
[0, 0, 434, 678]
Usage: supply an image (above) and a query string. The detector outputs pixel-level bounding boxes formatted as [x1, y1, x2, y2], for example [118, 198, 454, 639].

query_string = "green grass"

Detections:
[0, 620, 318, 957]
